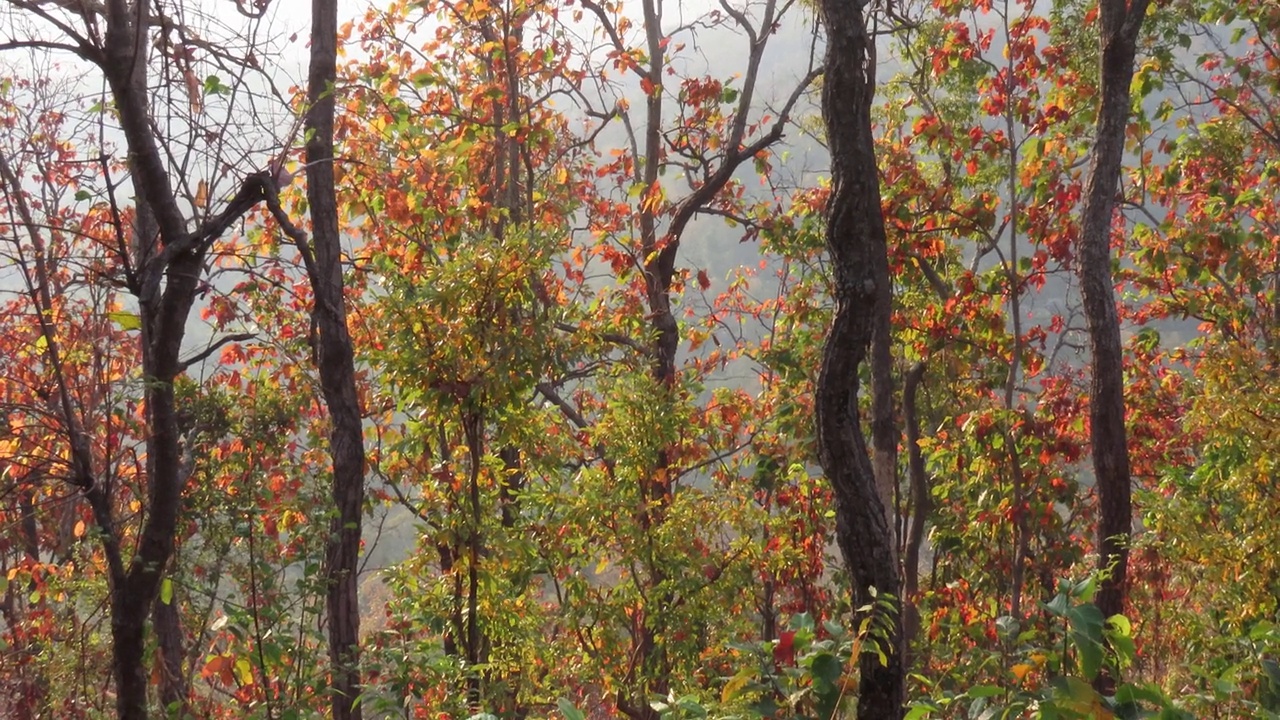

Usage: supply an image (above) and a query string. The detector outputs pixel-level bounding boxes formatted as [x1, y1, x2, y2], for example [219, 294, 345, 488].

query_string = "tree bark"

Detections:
[152, 591, 190, 716]
[1077, 0, 1149, 636]
[100, 4, 199, 717]
[813, 2, 904, 718]
[902, 361, 930, 655]
[871, 293, 897, 532]
[305, 1, 368, 718]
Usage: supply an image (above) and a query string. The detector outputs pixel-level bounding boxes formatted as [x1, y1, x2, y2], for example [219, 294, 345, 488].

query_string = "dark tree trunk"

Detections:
[305, 0, 368, 718]
[4, 4, 331, 718]
[152, 592, 190, 716]
[813, 2, 904, 718]
[304, 0, 371, 712]
[871, 293, 898, 531]
[1076, 0, 1149, 639]
[902, 361, 930, 655]
[100, 4, 202, 718]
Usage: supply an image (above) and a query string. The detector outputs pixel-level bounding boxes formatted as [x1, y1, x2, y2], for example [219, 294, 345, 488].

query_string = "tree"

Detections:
[1076, 0, 1151, 635]
[812, 0, 904, 718]
[0, 3, 327, 717]
[302, 0, 367, 716]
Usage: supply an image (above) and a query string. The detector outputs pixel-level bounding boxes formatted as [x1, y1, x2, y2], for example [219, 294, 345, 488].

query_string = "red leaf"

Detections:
[774, 630, 796, 666]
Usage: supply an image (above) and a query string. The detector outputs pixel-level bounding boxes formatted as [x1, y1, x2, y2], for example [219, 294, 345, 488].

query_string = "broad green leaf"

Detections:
[556, 698, 586, 720]
[108, 311, 142, 331]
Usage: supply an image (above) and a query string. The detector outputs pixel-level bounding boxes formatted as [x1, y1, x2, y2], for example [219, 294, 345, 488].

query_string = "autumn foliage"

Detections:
[0, 0, 1279, 718]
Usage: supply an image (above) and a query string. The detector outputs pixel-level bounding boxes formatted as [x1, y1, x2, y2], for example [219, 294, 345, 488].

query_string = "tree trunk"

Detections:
[101, 3, 201, 717]
[813, 2, 904, 718]
[902, 361, 930, 656]
[1076, 0, 1149, 638]
[306, 0, 368, 717]
[152, 591, 190, 716]
[871, 294, 898, 532]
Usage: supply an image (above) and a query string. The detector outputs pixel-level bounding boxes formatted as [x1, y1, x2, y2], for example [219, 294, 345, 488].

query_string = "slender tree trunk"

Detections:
[813, 2, 904, 717]
[1077, 0, 1149, 638]
[4, 4, 326, 718]
[902, 361, 930, 655]
[306, 1, 367, 717]
[101, 4, 203, 716]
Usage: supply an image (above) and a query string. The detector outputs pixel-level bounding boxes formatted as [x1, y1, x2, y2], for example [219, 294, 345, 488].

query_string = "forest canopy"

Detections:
[0, 0, 1277, 718]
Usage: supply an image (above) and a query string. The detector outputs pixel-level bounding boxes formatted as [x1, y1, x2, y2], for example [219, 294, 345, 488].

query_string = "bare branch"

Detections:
[176, 333, 255, 373]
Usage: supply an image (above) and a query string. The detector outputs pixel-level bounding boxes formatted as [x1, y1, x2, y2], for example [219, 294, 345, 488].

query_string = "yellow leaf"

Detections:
[108, 311, 142, 331]
[73, 520, 86, 538]
[721, 668, 753, 703]
[1011, 663, 1032, 681]
[234, 657, 255, 686]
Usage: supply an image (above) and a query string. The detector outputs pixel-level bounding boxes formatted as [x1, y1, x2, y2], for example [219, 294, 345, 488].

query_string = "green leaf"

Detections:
[1067, 604, 1105, 678]
[1043, 591, 1069, 617]
[1072, 575, 1099, 602]
[1114, 682, 1168, 707]
[108, 310, 142, 331]
[556, 698, 586, 720]
[203, 74, 229, 96]
[1262, 658, 1280, 687]
[789, 612, 815, 632]
[998, 609, 1018, 632]
[966, 685, 1003, 698]
[904, 702, 940, 720]
[810, 651, 844, 718]
[676, 696, 707, 717]
[1051, 677, 1104, 715]
[160, 578, 173, 605]
[810, 652, 842, 687]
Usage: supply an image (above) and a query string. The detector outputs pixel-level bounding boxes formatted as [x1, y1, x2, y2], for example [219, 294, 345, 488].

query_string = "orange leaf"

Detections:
[202, 654, 237, 686]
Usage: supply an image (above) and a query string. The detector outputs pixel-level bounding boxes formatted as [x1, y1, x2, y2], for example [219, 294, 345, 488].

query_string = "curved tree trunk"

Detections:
[1077, 0, 1149, 641]
[813, 2, 904, 717]
[306, 0, 368, 717]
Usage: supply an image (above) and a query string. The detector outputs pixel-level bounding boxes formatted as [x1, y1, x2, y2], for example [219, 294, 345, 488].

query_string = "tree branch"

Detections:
[176, 333, 255, 373]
